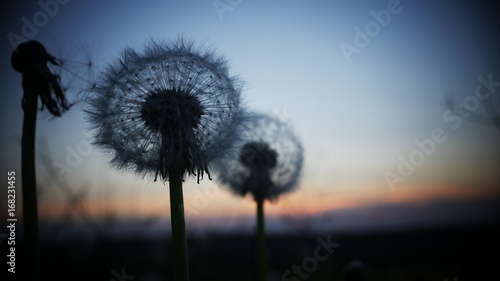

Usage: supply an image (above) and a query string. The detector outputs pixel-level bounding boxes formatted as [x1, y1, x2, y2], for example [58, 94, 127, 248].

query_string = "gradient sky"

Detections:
[1, 0, 499, 231]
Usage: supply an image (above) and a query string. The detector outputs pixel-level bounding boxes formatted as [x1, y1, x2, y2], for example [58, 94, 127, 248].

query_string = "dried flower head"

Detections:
[11, 40, 69, 116]
[86, 39, 246, 182]
[11, 40, 98, 118]
[220, 113, 303, 201]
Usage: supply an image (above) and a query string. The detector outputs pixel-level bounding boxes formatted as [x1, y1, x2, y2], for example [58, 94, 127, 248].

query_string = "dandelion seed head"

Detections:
[240, 142, 277, 170]
[86, 38, 246, 183]
[219, 113, 303, 202]
[140, 90, 204, 132]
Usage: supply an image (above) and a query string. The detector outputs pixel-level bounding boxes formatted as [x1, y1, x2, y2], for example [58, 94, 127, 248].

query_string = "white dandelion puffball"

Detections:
[86, 39, 246, 182]
[219, 113, 303, 201]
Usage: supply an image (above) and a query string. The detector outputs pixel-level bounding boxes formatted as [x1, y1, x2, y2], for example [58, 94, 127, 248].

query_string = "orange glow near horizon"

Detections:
[33, 181, 500, 222]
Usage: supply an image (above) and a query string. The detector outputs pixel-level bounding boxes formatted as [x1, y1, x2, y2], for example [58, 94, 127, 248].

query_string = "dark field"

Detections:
[2, 221, 499, 281]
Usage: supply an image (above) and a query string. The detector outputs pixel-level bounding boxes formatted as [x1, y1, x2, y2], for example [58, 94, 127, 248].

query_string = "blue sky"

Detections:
[1, 0, 499, 229]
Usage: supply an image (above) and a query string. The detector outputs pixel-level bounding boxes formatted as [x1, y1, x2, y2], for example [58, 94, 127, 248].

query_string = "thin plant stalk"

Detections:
[168, 169, 190, 281]
[256, 198, 268, 281]
[13, 40, 93, 281]
[21, 83, 41, 281]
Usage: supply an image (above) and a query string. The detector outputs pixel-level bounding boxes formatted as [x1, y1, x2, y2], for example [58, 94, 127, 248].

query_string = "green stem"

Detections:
[22, 85, 41, 280]
[169, 169, 190, 281]
[256, 198, 268, 281]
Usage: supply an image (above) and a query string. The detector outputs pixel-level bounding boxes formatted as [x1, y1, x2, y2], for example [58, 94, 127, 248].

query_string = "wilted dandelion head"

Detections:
[11, 40, 69, 117]
[86, 38, 246, 182]
[219, 113, 303, 202]
[11, 40, 98, 117]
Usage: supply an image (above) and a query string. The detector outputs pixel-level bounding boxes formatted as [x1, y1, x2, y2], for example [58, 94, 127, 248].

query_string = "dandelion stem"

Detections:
[169, 169, 190, 281]
[256, 198, 268, 281]
[21, 85, 41, 281]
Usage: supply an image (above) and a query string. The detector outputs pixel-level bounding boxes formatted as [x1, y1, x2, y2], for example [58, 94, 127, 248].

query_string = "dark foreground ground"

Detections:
[2, 222, 500, 281]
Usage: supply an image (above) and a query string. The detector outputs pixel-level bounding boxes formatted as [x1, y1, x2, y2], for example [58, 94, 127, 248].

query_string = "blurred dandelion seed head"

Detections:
[240, 141, 277, 170]
[220, 113, 303, 201]
[86, 38, 246, 183]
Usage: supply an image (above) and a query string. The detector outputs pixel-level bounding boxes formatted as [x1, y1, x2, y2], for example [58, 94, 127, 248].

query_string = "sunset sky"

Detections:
[1, 0, 499, 232]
